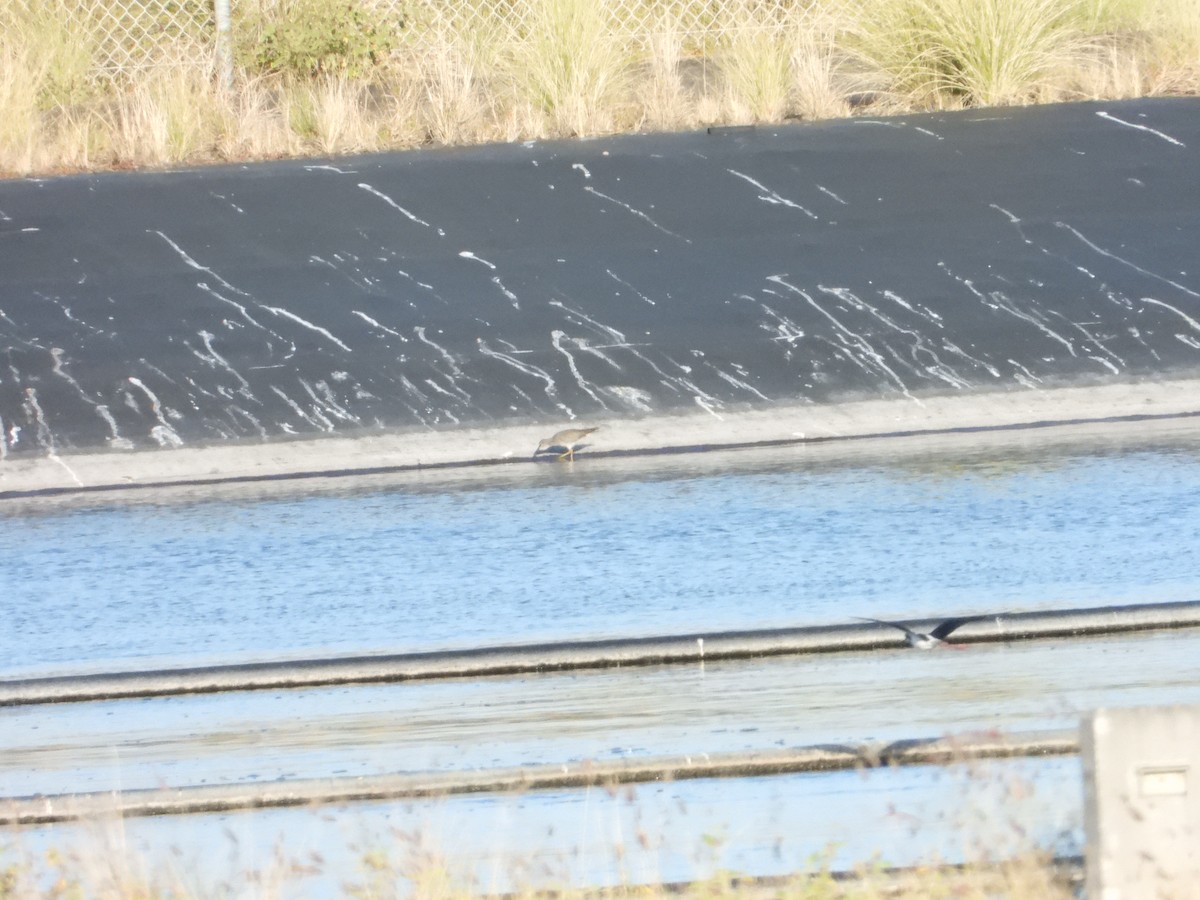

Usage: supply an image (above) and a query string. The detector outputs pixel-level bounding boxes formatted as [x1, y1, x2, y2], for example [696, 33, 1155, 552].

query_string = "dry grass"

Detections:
[1143, 0, 1200, 91]
[0, 832, 1075, 900]
[415, 26, 495, 145]
[635, 11, 695, 133]
[0, 750, 1077, 899]
[845, 0, 1100, 108]
[507, 0, 636, 137]
[1, 0, 1199, 177]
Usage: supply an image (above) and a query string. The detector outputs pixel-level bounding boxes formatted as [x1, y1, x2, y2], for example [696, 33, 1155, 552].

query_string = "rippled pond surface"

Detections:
[4, 420, 1200, 892]
[4, 422, 1200, 677]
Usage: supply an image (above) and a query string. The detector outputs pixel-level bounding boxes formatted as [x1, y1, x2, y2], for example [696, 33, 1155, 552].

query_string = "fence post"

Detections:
[214, 0, 234, 90]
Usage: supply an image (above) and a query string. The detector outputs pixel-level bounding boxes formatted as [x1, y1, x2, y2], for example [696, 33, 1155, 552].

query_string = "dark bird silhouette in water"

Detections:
[534, 426, 599, 462]
[855, 615, 988, 650]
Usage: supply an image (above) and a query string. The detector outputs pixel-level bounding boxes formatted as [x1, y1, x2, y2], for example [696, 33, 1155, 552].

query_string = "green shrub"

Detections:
[241, 0, 401, 78]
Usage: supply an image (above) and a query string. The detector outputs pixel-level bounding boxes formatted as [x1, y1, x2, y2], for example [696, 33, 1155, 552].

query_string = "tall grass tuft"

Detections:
[848, 0, 1102, 107]
[789, 10, 853, 121]
[106, 63, 221, 168]
[214, 75, 292, 162]
[1144, 0, 1200, 89]
[0, 38, 40, 173]
[299, 74, 378, 155]
[415, 17, 504, 146]
[0, 0, 96, 174]
[718, 0, 794, 122]
[636, 10, 695, 132]
[1, 0, 94, 109]
[508, 0, 634, 137]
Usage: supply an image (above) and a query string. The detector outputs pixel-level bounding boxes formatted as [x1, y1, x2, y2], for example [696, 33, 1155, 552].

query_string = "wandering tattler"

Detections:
[534, 427, 599, 461]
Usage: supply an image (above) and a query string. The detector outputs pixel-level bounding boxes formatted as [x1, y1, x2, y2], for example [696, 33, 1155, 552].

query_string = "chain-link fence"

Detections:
[38, 0, 218, 73]
[46, 0, 799, 75]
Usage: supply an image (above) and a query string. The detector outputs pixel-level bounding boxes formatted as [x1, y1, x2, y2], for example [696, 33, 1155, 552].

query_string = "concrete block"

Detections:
[1083, 705, 1200, 900]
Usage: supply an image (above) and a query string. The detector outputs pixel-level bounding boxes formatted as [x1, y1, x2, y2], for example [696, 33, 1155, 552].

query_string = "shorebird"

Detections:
[855, 615, 985, 650]
[534, 426, 599, 462]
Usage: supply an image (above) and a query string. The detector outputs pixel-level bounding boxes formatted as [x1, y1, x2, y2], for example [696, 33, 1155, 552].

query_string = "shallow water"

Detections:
[3, 424, 1200, 889]
[1, 628, 1196, 797]
[3, 425, 1200, 677]
[7, 757, 1081, 894]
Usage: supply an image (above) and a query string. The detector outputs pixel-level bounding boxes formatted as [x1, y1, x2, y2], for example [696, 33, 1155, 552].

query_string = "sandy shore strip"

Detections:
[2, 377, 1198, 498]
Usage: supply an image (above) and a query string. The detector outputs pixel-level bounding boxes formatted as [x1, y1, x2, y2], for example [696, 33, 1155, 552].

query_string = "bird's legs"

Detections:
[557, 447, 575, 461]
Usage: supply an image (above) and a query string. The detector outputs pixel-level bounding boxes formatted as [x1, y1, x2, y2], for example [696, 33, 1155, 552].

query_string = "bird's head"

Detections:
[535, 438, 554, 454]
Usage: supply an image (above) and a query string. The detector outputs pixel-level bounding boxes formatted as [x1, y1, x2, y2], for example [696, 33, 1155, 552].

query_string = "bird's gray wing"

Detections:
[928, 615, 989, 641]
[854, 616, 918, 638]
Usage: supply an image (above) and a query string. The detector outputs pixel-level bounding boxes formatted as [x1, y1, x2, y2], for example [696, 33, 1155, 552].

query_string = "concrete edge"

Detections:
[3, 601, 1197, 707]
[2, 377, 1199, 499]
[0, 729, 1078, 825]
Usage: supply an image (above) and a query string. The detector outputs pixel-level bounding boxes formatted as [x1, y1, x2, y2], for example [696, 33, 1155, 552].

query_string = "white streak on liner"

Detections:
[23, 388, 57, 453]
[1095, 111, 1185, 146]
[195, 282, 273, 334]
[230, 405, 268, 438]
[820, 286, 967, 389]
[49, 348, 91, 401]
[605, 385, 653, 412]
[584, 186, 691, 242]
[769, 275, 917, 402]
[152, 231, 250, 297]
[758, 302, 805, 345]
[572, 337, 624, 371]
[491, 276, 520, 308]
[605, 269, 656, 305]
[357, 183, 433, 227]
[710, 365, 769, 400]
[551, 330, 609, 409]
[127, 377, 184, 447]
[414, 326, 466, 380]
[1008, 359, 1042, 384]
[1058, 222, 1199, 298]
[989, 292, 1077, 356]
[271, 385, 327, 431]
[261, 305, 352, 352]
[1142, 297, 1200, 332]
[459, 251, 497, 269]
[727, 169, 818, 219]
[352, 310, 406, 339]
[199, 330, 253, 393]
[816, 185, 847, 205]
[942, 340, 1000, 378]
[477, 339, 573, 418]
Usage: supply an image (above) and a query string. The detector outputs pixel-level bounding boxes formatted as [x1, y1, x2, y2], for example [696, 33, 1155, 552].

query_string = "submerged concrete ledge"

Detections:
[2, 600, 1198, 707]
[2, 376, 1199, 498]
[0, 729, 1076, 824]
